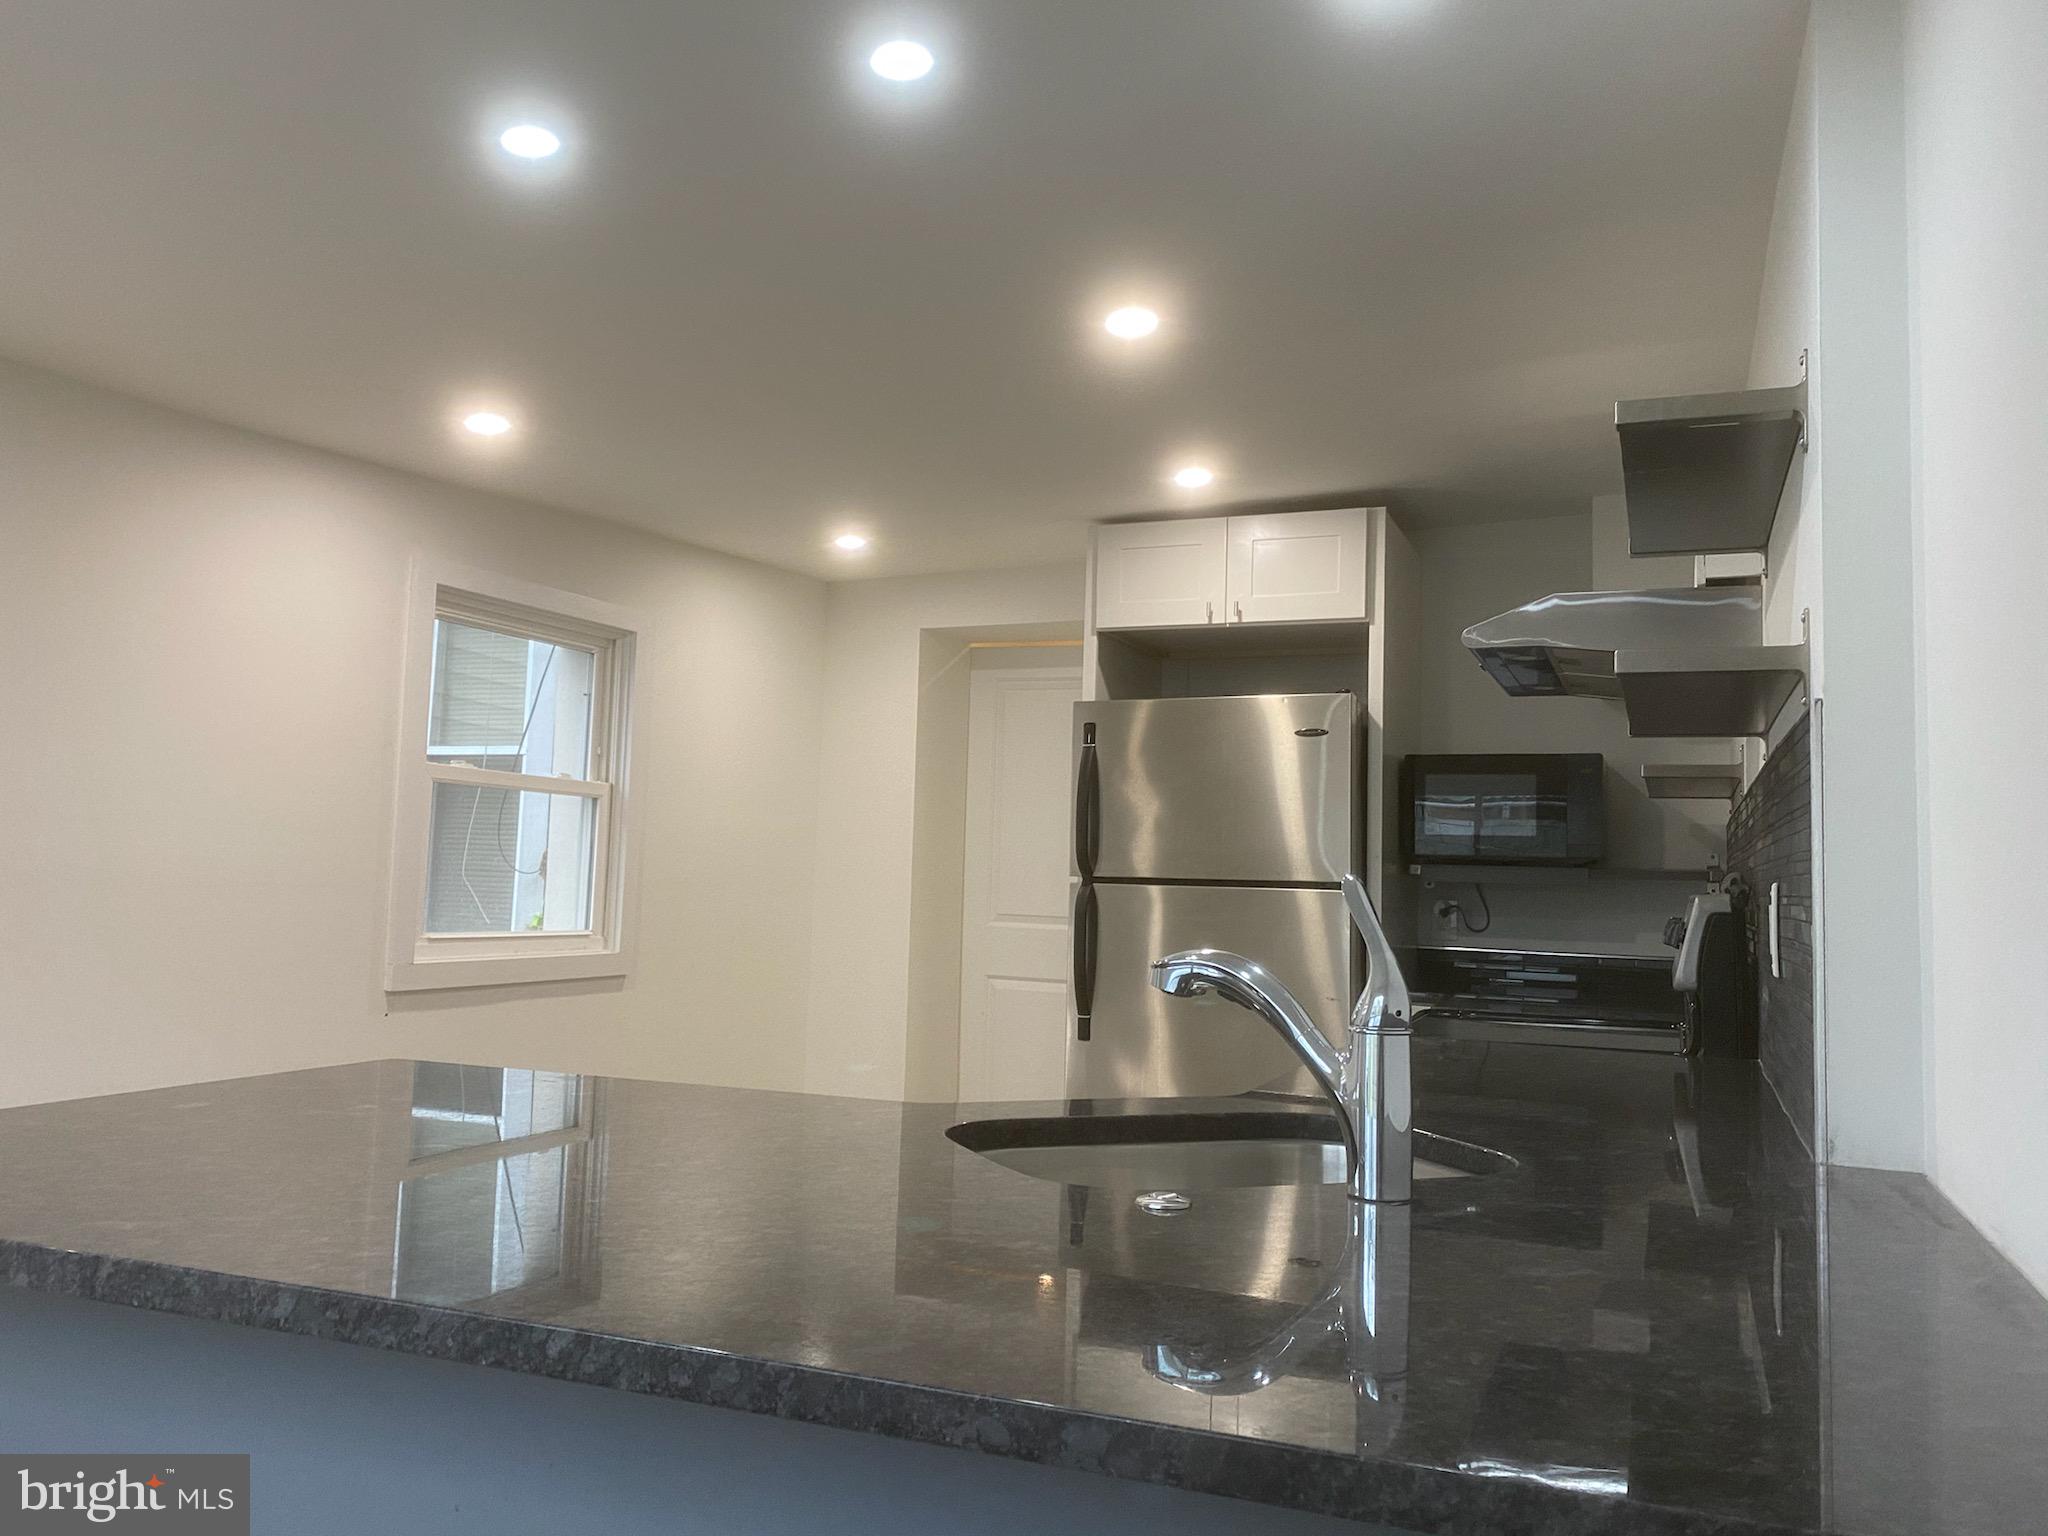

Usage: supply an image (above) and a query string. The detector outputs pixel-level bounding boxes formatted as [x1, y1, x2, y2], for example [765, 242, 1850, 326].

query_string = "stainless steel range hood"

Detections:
[1462, 586, 1805, 738]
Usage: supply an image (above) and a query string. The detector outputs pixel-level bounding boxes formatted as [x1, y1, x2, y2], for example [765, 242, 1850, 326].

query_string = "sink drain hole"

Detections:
[1135, 1191, 1191, 1215]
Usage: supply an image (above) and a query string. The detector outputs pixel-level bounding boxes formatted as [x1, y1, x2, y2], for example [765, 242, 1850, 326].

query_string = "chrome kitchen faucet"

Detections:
[1150, 874, 1414, 1203]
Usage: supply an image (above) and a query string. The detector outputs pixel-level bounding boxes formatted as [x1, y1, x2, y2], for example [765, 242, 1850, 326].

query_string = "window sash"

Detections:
[429, 602, 617, 785]
[420, 702, 614, 943]
[419, 777, 611, 941]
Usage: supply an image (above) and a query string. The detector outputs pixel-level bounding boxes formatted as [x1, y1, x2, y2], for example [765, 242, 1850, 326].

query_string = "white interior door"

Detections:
[958, 655, 1084, 1103]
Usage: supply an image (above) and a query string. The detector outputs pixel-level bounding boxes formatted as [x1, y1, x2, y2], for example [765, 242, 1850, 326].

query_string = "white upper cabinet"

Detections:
[1092, 517, 1229, 630]
[1093, 508, 1374, 631]
[1225, 509, 1370, 624]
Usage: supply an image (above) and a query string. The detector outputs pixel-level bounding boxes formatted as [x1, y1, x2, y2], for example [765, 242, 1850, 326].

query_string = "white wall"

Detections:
[803, 564, 1083, 1100]
[1409, 510, 1723, 957]
[1804, 1, 1925, 1172]
[1588, 492, 1694, 593]
[1743, 20, 1829, 1147]
[1905, 0, 2048, 1293]
[1750, 27, 1824, 673]
[1739, 5, 1928, 1171]
[0, 359, 829, 1107]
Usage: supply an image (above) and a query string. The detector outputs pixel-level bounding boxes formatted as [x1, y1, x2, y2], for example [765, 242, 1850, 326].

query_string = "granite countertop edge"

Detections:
[2, 1237, 1813, 1536]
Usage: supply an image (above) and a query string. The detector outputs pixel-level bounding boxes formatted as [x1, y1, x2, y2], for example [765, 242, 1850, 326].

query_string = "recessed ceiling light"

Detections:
[1104, 306, 1161, 340]
[1171, 465, 1216, 489]
[461, 410, 514, 437]
[498, 124, 563, 160]
[832, 532, 871, 552]
[869, 41, 935, 81]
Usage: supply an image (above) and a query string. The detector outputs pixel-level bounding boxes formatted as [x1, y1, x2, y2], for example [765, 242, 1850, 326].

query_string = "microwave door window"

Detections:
[1420, 782, 1481, 857]
[1479, 776, 1569, 860]
[1481, 779, 1539, 851]
[1407, 755, 1600, 865]
[1418, 772, 1568, 861]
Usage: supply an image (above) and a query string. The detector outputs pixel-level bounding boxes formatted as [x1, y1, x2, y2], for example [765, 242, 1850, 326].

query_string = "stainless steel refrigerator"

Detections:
[1069, 692, 1362, 1100]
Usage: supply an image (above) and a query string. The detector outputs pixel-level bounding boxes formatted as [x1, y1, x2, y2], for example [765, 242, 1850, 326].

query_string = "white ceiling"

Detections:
[0, 1, 1807, 579]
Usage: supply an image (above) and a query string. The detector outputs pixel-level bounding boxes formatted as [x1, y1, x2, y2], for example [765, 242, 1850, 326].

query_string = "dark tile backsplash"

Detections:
[1727, 710, 1816, 1155]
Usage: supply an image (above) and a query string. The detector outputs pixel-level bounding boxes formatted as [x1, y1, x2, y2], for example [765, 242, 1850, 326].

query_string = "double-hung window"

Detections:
[387, 567, 638, 990]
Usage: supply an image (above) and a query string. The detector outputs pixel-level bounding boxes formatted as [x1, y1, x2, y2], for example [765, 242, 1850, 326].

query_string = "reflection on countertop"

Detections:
[0, 1043, 2043, 1536]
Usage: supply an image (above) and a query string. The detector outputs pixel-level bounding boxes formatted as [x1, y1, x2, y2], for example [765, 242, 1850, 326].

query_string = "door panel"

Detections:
[960, 662, 1084, 1102]
[1069, 883, 1356, 1100]
[1226, 509, 1371, 624]
[1092, 519, 1228, 630]
[1075, 694, 1357, 884]
[981, 978, 1071, 1101]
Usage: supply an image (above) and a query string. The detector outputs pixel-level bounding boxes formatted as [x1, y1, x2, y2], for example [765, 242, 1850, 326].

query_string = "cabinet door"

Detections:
[1092, 518, 1228, 630]
[1225, 509, 1371, 624]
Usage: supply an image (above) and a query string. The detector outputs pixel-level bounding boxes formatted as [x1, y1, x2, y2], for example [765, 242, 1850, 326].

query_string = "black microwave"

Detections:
[1400, 753, 1605, 866]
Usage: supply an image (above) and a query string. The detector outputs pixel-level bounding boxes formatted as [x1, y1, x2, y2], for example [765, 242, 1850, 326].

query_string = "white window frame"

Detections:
[385, 561, 641, 991]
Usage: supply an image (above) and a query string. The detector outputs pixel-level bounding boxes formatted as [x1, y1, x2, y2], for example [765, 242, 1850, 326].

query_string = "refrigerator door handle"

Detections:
[1074, 723, 1100, 879]
[1072, 882, 1098, 1041]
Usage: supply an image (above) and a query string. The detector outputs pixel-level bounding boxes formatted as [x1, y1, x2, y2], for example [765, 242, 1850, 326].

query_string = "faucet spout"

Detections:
[1150, 875, 1414, 1202]
[1150, 950, 1356, 1173]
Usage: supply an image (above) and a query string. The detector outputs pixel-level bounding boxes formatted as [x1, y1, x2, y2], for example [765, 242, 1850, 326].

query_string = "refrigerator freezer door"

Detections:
[1069, 882, 1356, 1100]
[1074, 694, 1357, 885]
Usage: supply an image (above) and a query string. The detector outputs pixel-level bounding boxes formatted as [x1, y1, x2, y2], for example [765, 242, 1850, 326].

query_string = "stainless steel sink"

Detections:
[947, 1109, 1512, 1192]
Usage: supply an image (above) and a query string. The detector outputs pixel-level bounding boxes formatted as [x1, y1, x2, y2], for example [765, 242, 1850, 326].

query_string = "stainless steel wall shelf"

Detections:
[1641, 762, 1744, 800]
[1616, 642, 1808, 738]
[1616, 380, 1806, 557]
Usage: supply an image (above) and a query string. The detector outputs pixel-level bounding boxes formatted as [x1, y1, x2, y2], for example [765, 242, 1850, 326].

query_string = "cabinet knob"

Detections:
[1234, 600, 1243, 623]
[1205, 601, 1213, 624]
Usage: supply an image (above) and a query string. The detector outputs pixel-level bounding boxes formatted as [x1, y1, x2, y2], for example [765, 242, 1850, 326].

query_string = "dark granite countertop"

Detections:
[2, 1042, 2045, 1535]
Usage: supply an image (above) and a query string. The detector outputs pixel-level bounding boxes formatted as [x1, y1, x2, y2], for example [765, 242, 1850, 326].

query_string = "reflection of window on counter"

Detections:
[394, 1065, 604, 1311]
[409, 1063, 583, 1158]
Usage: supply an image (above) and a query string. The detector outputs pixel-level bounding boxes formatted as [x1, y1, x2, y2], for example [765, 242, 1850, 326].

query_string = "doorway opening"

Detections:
[901, 627, 1080, 1102]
